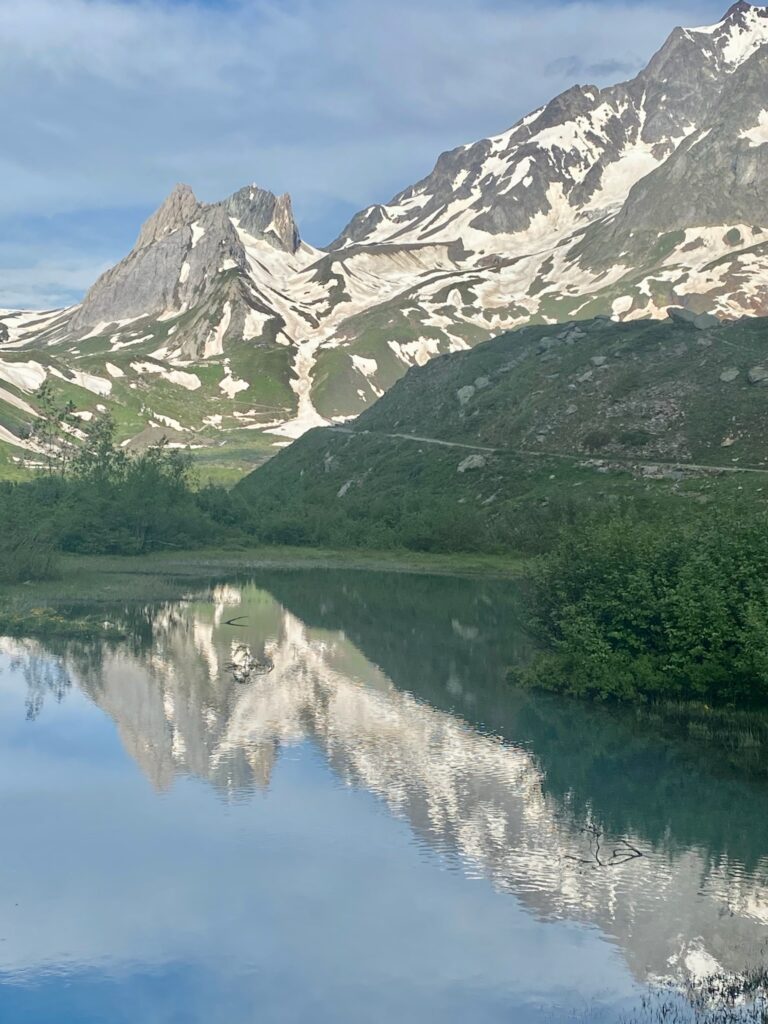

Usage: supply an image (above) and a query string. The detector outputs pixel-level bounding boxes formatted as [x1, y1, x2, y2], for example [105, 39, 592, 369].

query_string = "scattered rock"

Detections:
[456, 385, 476, 406]
[720, 367, 740, 383]
[565, 404, 578, 415]
[590, 355, 607, 367]
[721, 436, 736, 447]
[457, 454, 487, 473]
[576, 370, 594, 384]
[474, 376, 491, 390]
[667, 307, 720, 330]
[537, 336, 559, 354]
[693, 312, 720, 330]
[747, 366, 768, 385]
[667, 307, 697, 325]
[337, 479, 354, 497]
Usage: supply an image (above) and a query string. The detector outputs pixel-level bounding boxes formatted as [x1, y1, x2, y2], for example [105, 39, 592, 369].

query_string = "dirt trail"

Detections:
[330, 427, 768, 476]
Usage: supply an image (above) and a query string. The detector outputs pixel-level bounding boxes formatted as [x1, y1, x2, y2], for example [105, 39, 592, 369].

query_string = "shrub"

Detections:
[515, 505, 768, 707]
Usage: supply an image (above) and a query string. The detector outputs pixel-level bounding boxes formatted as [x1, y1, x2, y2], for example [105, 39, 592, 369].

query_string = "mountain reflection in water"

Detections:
[4, 570, 768, 996]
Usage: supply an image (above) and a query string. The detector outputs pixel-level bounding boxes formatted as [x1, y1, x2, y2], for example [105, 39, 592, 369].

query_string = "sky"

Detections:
[0, 0, 732, 309]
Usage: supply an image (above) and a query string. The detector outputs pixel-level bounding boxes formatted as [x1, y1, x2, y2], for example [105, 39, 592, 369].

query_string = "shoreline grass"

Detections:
[0, 546, 531, 606]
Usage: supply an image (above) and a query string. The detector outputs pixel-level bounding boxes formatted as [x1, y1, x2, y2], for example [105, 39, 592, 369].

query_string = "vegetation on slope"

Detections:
[512, 505, 768, 708]
[0, 413, 249, 581]
[236, 313, 768, 555]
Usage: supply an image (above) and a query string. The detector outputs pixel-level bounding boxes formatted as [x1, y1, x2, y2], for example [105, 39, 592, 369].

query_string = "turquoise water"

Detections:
[0, 570, 766, 1023]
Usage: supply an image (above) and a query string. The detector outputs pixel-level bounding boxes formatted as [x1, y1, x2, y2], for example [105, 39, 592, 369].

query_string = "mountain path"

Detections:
[329, 427, 768, 477]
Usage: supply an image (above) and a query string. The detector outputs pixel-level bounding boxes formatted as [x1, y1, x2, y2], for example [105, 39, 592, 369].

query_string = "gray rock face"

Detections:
[332, 5, 768, 253]
[747, 365, 768, 384]
[223, 186, 300, 253]
[720, 367, 740, 382]
[70, 181, 299, 335]
[135, 183, 200, 250]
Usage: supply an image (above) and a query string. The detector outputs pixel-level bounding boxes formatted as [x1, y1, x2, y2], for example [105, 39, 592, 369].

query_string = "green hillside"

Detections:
[235, 313, 768, 552]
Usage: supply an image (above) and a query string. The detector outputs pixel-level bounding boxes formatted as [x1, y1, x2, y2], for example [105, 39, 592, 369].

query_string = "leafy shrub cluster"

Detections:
[515, 506, 768, 707]
[0, 414, 249, 577]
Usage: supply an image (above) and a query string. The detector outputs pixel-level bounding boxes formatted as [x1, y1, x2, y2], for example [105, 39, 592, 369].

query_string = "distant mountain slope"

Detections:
[4, 3, 768, 473]
[234, 311, 768, 550]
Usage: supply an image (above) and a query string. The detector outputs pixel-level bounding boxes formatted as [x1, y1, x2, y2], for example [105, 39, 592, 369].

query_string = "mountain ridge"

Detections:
[3, 3, 768, 478]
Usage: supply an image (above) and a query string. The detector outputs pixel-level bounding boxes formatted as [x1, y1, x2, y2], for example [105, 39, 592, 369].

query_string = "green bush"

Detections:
[515, 506, 768, 707]
[0, 414, 245, 562]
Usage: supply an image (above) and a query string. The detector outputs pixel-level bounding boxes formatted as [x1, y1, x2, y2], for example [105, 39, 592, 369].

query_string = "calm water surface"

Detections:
[0, 570, 766, 1023]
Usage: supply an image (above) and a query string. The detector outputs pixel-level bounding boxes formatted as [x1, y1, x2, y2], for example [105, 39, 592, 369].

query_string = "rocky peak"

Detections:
[134, 183, 200, 251]
[721, 2, 763, 23]
[221, 185, 300, 253]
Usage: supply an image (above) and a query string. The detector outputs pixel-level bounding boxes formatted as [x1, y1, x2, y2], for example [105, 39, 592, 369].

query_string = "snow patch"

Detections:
[243, 308, 271, 341]
[165, 369, 201, 391]
[0, 386, 37, 416]
[155, 413, 186, 432]
[219, 362, 249, 398]
[204, 302, 232, 358]
[741, 109, 768, 147]
[0, 359, 47, 392]
[351, 355, 378, 378]
[0, 424, 33, 450]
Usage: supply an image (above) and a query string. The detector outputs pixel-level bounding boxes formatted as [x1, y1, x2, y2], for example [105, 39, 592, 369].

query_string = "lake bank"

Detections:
[0, 546, 531, 607]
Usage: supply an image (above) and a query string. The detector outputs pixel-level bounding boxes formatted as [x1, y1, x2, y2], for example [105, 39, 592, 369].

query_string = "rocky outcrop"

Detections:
[134, 183, 201, 250]
[69, 182, 298, 335]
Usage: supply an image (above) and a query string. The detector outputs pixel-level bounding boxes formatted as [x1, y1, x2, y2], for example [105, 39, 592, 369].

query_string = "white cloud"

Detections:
[0, 0, 729, 307]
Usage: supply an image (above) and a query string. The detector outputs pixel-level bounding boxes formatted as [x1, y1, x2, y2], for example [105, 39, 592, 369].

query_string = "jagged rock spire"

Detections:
[222, 185, 300, 253]
[134, 183, 200, 250]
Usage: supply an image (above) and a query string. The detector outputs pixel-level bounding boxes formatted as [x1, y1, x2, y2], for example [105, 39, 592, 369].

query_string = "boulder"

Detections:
[747, 366, 768, 385]
[693, 312, 720, 330]
[457, 454, 487, 473]
[720, 367, 740, 383]
[590, 355, 607, 367]
[667, 307, 697, 325]
[456, 385, 476, 406]
[667, 307, 720, 330]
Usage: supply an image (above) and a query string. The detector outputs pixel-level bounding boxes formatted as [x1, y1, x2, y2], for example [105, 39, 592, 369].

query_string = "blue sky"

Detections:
[0, 0, 730, 309]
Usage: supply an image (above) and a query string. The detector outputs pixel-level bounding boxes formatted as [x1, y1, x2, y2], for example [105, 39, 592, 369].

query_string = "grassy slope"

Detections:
[0, 310, 298, 485]
[236, 314, 768, 550]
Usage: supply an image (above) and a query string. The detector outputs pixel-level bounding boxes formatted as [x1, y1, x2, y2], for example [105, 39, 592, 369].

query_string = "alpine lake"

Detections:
[0, 565, 766, 1023]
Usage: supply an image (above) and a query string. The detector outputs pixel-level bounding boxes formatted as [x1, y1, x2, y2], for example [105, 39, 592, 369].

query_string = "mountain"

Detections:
[234, 310, 768, 552]
[4, 2, 768, 478]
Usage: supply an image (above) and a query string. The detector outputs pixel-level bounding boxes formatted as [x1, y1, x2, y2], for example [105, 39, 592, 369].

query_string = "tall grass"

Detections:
[0, 531, 58, 583]
[623, 968, 768, 1024]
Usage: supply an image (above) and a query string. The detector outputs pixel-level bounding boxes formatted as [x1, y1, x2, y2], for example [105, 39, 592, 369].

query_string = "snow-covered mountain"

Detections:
[4, 2, 768, 471]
